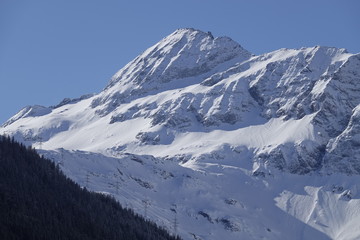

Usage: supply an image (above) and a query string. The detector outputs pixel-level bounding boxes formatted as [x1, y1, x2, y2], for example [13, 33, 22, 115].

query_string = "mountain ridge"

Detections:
[2, 29, 359, 175]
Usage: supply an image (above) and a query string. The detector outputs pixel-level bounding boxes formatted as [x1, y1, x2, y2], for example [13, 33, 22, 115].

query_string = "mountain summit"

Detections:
[1, 29, 360, 240]
[108, 28, 251, 87]
[93, 28, 252, 114]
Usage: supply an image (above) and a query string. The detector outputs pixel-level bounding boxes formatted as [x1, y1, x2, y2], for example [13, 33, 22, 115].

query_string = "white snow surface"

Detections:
[2, 28, 360, 240]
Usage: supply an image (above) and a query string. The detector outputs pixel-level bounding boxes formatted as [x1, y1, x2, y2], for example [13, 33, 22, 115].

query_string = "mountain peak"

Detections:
[94, 29, 251, 111]
[170, 27, 208, 35]
[106, 28, 251, 89]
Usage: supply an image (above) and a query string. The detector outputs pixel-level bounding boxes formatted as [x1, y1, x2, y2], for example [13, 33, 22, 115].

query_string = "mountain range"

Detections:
[2, 28, 360, 240]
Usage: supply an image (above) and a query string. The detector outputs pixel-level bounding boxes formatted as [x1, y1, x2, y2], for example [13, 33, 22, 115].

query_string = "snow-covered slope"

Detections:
[40, 149, 360, 240]
[2, 28, 360, 240]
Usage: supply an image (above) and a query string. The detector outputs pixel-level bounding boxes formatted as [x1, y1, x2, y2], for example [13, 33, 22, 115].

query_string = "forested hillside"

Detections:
[0, 135, 179, 240]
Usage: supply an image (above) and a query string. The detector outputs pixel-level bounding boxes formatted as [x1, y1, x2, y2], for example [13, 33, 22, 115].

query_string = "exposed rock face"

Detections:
[324, 104, 360, 174]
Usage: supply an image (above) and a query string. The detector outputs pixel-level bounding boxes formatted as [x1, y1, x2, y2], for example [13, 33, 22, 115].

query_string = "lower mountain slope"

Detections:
[39, 148, 360, 240]
[0, 136, 179, 240]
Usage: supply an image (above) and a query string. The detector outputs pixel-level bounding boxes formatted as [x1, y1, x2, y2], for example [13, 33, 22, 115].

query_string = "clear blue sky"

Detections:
[1, 0, 359, 124]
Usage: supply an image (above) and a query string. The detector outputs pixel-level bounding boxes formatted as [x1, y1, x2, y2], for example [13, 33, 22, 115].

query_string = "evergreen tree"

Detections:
[0, 135, 181, 240]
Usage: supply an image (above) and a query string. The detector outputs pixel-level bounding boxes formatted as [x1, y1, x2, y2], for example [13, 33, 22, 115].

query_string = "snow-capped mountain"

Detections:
[2, 28, 360, 240]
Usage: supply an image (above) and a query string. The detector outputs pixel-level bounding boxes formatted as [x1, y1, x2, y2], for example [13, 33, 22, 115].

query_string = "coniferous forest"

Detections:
[0, 136, 180, 240]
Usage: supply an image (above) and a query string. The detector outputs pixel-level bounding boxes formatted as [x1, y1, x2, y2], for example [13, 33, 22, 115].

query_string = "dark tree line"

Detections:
[0, 135, 180, 240]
